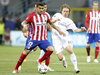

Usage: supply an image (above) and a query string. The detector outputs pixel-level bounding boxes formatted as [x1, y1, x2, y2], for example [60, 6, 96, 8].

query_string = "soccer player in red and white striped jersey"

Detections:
[85, 1, 100, 63]
[12, 2, 65, 73]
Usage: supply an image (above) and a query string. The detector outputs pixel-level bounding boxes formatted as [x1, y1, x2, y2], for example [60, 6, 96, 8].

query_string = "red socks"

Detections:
[86, 47, 90, 56]
[14, 53, 27, 70]
[45, 57, 50, 66]
[86, 46, 99, 59]
[95, 47, 99, 59]
[39, 50, 53, 63]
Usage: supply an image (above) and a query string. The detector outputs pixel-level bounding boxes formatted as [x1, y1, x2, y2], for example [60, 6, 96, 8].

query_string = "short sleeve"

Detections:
[46, 12, 51, 23]
[52, 13, 62, 20]
[25, 14, 32, 23]
[67, 19, 78, 32]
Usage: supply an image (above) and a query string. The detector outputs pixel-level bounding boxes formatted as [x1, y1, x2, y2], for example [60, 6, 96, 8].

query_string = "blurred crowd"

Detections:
[0, 0, 98, 45]
[0, 0, 48, 45]
[0, 15, 22, 45]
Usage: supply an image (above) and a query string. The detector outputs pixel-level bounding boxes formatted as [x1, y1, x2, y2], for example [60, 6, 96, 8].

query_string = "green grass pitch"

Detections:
[0, 45, 100, 75]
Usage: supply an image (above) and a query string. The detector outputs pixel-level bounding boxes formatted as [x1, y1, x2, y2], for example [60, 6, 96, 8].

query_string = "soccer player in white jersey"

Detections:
[85, 1, 100, 63]
[12, 2, 65, 73]
[52, 4, 86, 73]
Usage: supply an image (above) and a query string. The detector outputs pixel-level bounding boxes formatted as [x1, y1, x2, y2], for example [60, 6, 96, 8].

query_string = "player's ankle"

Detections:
[14, 68, 18, 71]
[38, 59, 42, 64]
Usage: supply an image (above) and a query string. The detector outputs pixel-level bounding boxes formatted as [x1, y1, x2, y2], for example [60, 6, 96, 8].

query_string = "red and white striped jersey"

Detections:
[25, 11, 50, 41]
[85, 10, 100, 33]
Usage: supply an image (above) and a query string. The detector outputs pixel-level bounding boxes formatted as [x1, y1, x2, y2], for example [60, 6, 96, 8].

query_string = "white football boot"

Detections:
[87, 56, 91, 63]
[12, 69, 18, 74]
[94, 59, 99, 63]
[62, 60, 67, 68]
[75, 68, 80, 73]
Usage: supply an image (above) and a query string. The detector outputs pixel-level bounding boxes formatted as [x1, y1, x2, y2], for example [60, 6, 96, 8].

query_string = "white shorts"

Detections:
[52, 32, 72, 54]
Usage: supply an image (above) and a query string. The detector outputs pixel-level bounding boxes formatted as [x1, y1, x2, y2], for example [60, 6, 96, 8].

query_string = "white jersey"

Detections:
[52, 13, 78, 36]
[52, 13, 78, 54]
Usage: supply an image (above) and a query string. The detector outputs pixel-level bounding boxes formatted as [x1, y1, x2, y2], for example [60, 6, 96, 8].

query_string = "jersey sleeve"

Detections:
[52, 13, 60, 20]
[85, 12, 90, 29]
[46, 12, 51, 23]
[67, 19, 78, 32]
[25, 13, 32, 23]
[52, 13, 57, 20]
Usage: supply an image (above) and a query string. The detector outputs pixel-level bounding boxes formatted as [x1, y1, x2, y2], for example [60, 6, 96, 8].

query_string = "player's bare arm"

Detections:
[21, 21, 29, 32]
[51, 18, 60, 23]
[48, 21, 66, 36]
[47, 24, 52, 32]
[21, 21, 29, 37]
[75, 27, 86, 32]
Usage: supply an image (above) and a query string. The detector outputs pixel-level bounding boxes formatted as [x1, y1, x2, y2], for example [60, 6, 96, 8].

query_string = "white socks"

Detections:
[62, 56, 66, 61]
[38, 50, 45, 59]
[70, 53, 78, 69]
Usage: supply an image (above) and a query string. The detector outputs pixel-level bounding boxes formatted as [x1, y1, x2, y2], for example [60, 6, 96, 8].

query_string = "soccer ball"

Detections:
[38, 64, 48, 74]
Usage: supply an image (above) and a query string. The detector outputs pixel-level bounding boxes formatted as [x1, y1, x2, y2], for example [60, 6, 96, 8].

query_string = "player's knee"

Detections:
[59, 58, 62, 61]
[58, 57, 63, 61]
[23, 49, 30, 55]
[46, 46, 54, 51]
[95, 42, 99, 47]
[87, 44, 91, 48]
[57, 54, 63, 61]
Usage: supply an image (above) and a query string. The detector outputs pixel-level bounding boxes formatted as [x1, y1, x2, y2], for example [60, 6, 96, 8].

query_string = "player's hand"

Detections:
[88, 28, 91, 32]
[22, 25, 28, 33]
[23, 32, 28, 38]
[58, 31, 66, 36]
[81, 27, 86, 31]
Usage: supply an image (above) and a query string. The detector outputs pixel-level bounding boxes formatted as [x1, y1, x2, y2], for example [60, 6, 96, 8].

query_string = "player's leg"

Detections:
[57, 52, 67, 68]
[86, 44, 91, 63]
[12, 37, 37, 73]
[65, 45, 80, 73]
[37, 49, 54, 71]
[94, 34, 99, 63]
[45, 31, 54, 71]
[12, 49, 30, 73]
[94, 42, 99, 63]
[86, 33, 93, 63]
[52, 37, 67, 68]
[39, 50, 50, 67]
[38, 46, 53, 64]
[19, 46, 38, 71]
[38, 50, 45, 59]
[38, 40, 53, 64]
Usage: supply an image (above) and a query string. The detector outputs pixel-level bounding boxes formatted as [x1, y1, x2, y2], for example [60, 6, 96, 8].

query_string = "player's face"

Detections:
[36, 5, 44, 15]
[61, 8, 69, 17]
[93, 3, 98, 11]
[43, 5, 47, 12]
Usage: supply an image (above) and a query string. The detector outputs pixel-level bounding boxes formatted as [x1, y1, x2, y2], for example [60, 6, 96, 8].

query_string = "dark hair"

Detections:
[60, 4, 71, 13]
[43, 2, 47, 5]
[36, 2, 44, 7]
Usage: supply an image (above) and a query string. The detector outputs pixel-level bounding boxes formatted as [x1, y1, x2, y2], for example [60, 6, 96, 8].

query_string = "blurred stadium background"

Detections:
[0, 0, 100, 75]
